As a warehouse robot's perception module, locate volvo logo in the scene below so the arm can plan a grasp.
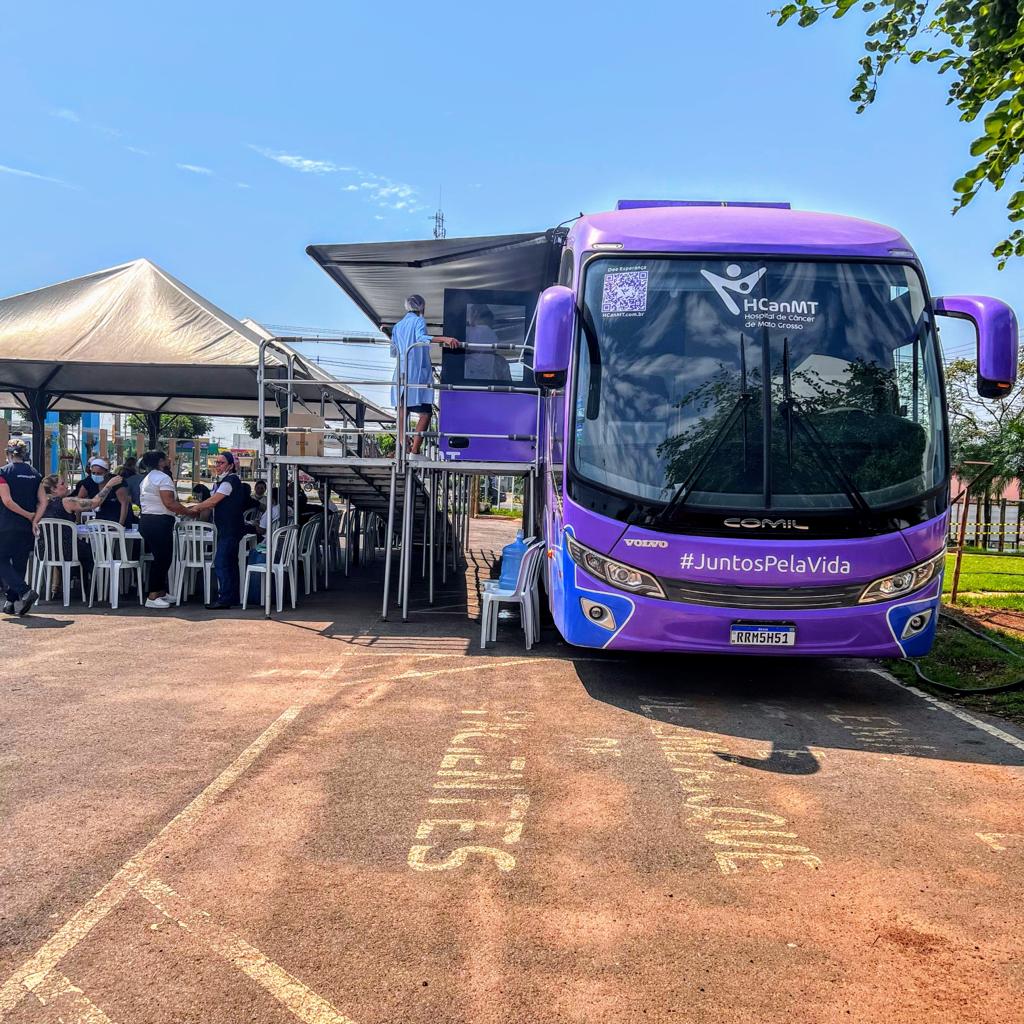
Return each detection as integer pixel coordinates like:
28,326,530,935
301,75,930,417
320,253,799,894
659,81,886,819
624,538,669,548
724,518,811,531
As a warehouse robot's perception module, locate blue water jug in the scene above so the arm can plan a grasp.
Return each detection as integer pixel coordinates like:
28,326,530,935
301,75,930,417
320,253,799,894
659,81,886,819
498,530,528,590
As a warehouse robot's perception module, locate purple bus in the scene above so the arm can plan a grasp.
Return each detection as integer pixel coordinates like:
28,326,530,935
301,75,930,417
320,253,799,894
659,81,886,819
530,201,1018,657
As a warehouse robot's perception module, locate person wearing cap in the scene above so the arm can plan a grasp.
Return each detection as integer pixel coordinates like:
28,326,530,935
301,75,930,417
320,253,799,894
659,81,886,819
185,450,246,609
77,458,132,526
389,295,459,456
0,439,41,616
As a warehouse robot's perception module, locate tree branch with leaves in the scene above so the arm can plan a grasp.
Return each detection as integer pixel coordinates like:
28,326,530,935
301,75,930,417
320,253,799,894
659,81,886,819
773,0,1024,266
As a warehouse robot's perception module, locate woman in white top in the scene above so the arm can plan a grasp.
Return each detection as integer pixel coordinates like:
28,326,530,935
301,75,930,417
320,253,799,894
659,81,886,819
137,450,194,609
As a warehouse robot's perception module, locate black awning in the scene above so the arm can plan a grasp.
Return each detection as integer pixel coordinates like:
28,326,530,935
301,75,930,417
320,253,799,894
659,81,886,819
307,230,564,333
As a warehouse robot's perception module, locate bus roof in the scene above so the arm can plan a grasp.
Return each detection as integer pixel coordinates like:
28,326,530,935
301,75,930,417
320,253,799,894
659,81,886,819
568,205,916,261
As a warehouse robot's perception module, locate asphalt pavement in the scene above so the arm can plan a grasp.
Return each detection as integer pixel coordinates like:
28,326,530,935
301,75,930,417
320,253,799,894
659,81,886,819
2,518,1022,1024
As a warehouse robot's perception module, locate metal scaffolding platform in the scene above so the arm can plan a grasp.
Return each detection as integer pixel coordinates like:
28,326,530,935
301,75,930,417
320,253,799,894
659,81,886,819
255,336,539,623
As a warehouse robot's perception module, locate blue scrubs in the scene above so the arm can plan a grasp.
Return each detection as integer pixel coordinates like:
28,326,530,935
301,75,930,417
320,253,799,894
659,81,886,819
390,312,435,410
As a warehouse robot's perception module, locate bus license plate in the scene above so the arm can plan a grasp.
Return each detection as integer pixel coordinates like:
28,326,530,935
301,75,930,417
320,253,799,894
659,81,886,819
730,625,796,647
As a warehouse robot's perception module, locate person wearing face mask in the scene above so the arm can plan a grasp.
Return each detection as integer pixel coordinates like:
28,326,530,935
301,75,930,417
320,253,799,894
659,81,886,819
137,449,195,609
185,451,246,609
77,458,132,526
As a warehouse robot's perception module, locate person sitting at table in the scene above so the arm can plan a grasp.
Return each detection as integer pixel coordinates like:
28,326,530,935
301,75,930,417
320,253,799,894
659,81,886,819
257,488,291,539
191,483,213,523
33,473,123,585
184,451,247,609
77,458,132,527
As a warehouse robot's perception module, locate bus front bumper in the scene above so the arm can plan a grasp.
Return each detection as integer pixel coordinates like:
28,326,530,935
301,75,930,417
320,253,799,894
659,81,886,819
558,565,941,658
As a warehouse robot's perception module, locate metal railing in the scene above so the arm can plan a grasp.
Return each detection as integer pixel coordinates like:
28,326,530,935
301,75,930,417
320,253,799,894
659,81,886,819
254,334,543,621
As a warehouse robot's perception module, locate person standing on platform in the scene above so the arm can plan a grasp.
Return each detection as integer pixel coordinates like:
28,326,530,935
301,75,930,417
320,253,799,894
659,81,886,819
388,294,459,455
138,449,194,610
0,439,41,616
186,451,246,609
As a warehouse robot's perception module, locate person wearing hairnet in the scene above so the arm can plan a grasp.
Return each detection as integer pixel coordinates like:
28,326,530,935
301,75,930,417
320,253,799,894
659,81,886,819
388,295,458,455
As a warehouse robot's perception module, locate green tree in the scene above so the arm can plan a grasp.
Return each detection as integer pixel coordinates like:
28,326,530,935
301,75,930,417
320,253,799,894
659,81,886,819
241,415,280,452
773,0,1024,266
944,356,1024,486
127,413,213,440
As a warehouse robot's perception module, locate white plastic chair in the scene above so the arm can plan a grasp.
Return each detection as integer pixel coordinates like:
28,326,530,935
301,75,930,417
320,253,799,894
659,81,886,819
238,533,257,587
242,525,298,612
33,519,85,607
480,541,545,650
87,522,144,610
243,508,260,526
297,518,322,595
173,521,217,606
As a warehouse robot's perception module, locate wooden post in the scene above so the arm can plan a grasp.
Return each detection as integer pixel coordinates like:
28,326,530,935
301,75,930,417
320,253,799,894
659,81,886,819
99,428,108,464
168,438,177,478
998,498,1007,553
135,432,146,459
0,419,8,452
470,474,480,519
951,463,994,604
950,488,973,604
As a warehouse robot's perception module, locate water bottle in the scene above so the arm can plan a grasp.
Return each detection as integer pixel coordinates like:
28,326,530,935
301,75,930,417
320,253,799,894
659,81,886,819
498,530,528,590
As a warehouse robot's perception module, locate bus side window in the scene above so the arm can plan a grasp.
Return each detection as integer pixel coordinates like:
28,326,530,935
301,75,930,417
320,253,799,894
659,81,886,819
558,249,574,288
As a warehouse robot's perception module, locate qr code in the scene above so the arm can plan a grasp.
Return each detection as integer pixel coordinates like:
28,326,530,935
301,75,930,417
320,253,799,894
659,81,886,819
601,270,648,315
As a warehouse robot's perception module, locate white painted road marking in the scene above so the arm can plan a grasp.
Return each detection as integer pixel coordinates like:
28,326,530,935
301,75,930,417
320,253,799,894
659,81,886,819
0,705,302,1019
32,970,117,1024
137,876,357,1024
864,667,1024,756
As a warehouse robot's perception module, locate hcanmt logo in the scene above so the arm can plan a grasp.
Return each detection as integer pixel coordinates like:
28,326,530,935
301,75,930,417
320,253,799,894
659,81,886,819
700,264,767,315
624,538,669,548
724,517,811,531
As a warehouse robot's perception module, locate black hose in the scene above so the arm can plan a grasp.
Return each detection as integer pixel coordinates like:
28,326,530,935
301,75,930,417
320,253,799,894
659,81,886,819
901,610,1024,695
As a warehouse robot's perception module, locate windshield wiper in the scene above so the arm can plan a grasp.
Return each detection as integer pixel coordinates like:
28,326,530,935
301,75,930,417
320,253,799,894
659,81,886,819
779,337,871,514
654,335,753,524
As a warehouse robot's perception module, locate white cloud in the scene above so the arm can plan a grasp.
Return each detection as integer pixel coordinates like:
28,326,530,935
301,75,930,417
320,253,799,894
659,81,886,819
50,108,80,123
124,145,150,156
247,145,351,174
177,163,214,175
236,182,251,189
0,163,79,190
249,143,422,213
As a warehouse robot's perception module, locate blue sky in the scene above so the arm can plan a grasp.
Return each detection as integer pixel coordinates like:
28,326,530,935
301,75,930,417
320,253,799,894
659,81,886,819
1,0,1019,367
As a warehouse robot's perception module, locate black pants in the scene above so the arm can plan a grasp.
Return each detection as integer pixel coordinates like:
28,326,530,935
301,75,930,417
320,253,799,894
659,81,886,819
0,529,33,601
139,514,174,594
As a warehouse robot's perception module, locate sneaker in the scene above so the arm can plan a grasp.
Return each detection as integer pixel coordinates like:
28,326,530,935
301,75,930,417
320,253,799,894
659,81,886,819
145,597,172,609
14,590,38,617
2,601,13,615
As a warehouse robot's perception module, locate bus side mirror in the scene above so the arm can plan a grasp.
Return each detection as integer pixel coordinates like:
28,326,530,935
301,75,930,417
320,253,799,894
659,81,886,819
934,295,1018,399
534,285,575,388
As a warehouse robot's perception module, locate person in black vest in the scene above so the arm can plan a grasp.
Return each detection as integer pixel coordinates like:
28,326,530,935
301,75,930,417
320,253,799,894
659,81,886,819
77,458,132,526
186,450,246,609
0,439,42,616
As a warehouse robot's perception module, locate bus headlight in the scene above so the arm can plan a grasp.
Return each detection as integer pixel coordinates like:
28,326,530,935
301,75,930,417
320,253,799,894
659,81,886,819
566,536,666,599
858,551,945,604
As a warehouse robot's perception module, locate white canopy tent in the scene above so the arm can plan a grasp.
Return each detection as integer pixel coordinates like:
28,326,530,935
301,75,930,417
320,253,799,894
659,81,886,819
0,259,386,466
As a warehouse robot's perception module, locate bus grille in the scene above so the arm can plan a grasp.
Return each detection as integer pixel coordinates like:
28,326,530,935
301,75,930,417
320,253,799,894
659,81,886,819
660,578,865,609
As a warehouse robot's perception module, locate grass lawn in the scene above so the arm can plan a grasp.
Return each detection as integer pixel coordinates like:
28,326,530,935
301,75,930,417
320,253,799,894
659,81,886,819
888,615,1024,727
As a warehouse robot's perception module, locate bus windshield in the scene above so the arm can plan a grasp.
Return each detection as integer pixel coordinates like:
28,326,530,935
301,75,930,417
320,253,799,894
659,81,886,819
573,257,946,515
